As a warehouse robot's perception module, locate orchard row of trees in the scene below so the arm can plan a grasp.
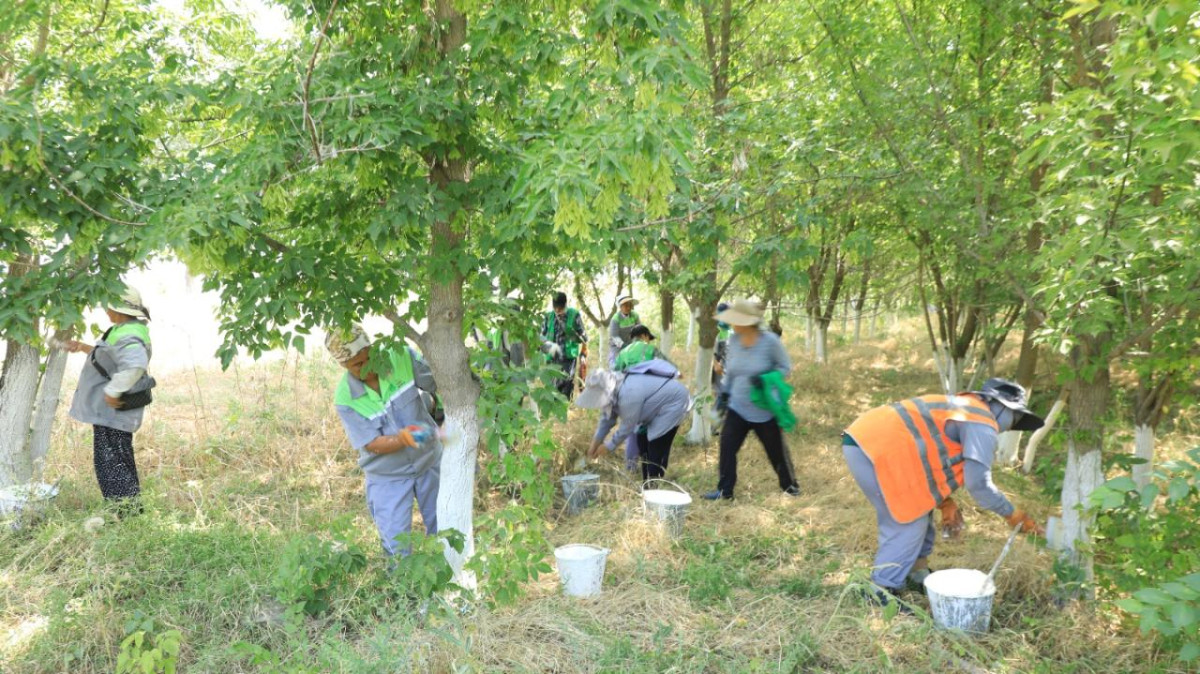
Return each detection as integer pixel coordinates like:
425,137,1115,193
2,0,1197,603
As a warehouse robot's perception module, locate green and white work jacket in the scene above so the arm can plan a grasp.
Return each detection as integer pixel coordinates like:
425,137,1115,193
69,321,153,433
334,346,442,479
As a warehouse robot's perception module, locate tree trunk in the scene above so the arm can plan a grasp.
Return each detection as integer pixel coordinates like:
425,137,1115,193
424,0,480,589
29,332,71,482
815,321,829,365
994,431,1021,466
684,298,720,445
1022,392,1066,474
805,314,815,355
659,287,675,357
0,341,40,487
686,308,696,350
1131,424,1155,490
1060,349,1109,588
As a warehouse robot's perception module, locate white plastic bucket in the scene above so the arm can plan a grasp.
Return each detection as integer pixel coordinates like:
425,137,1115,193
924,569,996,634
554,544,610,597
560,473,599,515
643,488,692,538
0,482,59,530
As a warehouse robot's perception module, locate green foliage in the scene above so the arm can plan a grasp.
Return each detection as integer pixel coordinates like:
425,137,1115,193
271,528,367,617
467,505,554,607
389,529,465,602
1092,448,1200,662
116,612,182,674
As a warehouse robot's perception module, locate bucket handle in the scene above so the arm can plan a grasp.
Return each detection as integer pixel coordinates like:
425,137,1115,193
641,478,690,496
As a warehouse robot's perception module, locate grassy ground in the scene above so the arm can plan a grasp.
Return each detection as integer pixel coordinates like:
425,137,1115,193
1,320,1195,672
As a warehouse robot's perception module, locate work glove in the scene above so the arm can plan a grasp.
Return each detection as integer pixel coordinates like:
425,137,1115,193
395,429,418,448
749,374,764,389
543,341,563,359
611,337,624,350
1005,509,1044,536
938,498,965,541
716,392,730,413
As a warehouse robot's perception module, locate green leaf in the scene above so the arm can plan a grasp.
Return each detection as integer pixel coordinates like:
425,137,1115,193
1134,588,1174,606
1168,477,1191,502
1181,642,1200,662
1170,602,1197,630
1115,598,1144,613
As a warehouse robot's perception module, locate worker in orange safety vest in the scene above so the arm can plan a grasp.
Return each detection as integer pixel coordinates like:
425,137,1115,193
842,378,1047,610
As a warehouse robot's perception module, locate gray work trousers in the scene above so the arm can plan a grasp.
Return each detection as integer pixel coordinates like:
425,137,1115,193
843,444,935,590
365,467,440,556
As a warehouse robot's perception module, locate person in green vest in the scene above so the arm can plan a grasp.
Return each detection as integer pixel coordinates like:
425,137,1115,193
66,285,156,514
608,294,640,367
326,325,442,556
614,325,670,372
541,291,587,399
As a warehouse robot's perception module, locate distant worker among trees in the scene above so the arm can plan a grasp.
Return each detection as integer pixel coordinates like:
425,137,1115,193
614,324,670,372
541,291,588,399
326,326,442,557
66,286,156,515
842,378,1047,609
702,299,801,500
608,294,640,367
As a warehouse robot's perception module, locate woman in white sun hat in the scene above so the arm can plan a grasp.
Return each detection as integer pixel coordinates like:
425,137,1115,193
701,299,800,500
66,285,155,514
608,294,640,367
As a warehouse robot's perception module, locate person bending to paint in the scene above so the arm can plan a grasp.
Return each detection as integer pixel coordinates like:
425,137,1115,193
66,286,156,515
842,378,1046,610
327,325,442,556
579,359,690,483
702,299,801,500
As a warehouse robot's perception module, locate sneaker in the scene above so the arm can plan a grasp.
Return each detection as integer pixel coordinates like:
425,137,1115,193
700,490,733,501
783,486,801,497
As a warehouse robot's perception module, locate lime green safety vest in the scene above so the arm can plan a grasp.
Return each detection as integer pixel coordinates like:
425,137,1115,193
105,322,151,349
544,308,583,358
334,347,416,420
614,341,659,371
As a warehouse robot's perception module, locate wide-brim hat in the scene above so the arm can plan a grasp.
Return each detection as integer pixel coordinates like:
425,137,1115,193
325,324,372,363
630,324,655,340
575,370,622,409
973,378,1045,432
615,294,639,309
109,286,150,320
714,298,764,326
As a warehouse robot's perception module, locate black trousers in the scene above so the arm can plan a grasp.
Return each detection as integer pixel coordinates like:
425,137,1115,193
637,426,680,482
553,357,577,399
93,425,142,504
716,409,797,496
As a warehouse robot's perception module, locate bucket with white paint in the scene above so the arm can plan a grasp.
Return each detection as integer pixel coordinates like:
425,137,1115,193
554,544,610,597
924,569,996,634
0,482,59,530
642,480,692,538
560,473,600,515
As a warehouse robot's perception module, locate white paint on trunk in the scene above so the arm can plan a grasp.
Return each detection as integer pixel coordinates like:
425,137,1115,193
685,310,696,350
805,316,815,355
994,432,1022,466
29,344,69,482
815,323,829,365
1132,423,1155,489
1022,397,1065,474
597,333,610,369
1060,437,1102,586
659,328,674,359
684,345,715,444
0,342,40,488
436,403,479,591
853,308,863,343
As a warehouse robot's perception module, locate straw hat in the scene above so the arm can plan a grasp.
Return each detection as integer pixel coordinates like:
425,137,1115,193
325,324,372,362
109,286,150,320
615,294,638,310
714,299,764,326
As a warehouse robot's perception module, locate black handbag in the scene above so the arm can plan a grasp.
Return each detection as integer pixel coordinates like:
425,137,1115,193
89,336,156,410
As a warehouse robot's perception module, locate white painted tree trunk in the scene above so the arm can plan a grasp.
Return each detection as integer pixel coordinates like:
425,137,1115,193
436,403,480,591
1131,423,1155,489
805,316,815,355
1022,396,1066,474
815,323,829,365
597,332,610,369
659,328,674,359
995,432,1022,466
1060,437,1102,586
684,345,715,444
0,341,40,488
686,310,696,350
29,343,70,482
840,311,848,335
853,307,864,343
